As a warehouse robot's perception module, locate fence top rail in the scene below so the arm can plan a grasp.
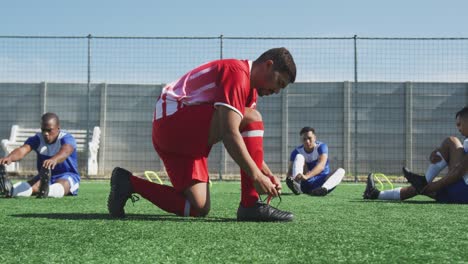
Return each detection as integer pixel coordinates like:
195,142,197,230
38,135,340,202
1,35,467,40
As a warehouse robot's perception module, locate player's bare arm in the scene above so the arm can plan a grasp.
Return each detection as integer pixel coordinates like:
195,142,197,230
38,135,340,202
213,105,278,197
423,153,468,194
261,161,282,191
300,154,328,180
42,143,74,170
0,144,32,165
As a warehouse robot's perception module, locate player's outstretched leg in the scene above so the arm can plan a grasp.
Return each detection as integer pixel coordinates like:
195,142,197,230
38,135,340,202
308,186,328,196
285,176,302,195
0,165,13,198
402,167,427,194
363,173,380,199
237,200,294,222
107,167,134,218
36,167,51,198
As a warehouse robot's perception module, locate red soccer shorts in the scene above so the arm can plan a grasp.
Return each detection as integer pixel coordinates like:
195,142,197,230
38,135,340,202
152,104,215,192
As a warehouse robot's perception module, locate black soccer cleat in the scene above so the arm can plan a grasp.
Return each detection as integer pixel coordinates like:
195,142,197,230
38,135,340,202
36,167,51,198
107,167,134,218
308,186,328,196
285,176,302,195
402,167,427,194
0,165,13,197
237,200,294,222
363,173,380,200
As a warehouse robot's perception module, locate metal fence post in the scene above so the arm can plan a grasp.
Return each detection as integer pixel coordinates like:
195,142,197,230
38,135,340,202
405,82,413,169
343,81,352,175
353,35,359,182
86,34,92,177
281,86,288,177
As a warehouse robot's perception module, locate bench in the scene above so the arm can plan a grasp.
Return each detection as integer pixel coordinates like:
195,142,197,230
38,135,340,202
1,125,101,175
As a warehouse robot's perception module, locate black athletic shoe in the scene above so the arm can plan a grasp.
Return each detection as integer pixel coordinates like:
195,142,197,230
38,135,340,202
285,177,302,195
0,165,13,197
36,167,51,198
107,167,134,218
363,173,380,200
308,187,328,196
402,167,427,194
237,201,294,222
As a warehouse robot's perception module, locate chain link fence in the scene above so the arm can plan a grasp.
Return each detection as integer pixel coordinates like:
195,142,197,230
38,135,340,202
1,35,468,180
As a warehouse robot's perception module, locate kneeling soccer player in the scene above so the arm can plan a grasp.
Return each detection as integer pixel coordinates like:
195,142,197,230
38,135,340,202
107,48,297,221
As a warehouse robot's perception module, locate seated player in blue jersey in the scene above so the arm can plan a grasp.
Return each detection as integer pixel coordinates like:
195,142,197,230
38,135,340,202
0,113,80,198
364,106,468,203
285,127,345,196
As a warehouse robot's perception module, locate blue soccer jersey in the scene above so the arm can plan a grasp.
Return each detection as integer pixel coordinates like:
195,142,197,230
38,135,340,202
290,141,330,176
25,130,80,177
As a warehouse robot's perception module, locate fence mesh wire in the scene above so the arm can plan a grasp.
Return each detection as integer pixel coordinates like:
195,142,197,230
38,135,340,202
1,35,467,180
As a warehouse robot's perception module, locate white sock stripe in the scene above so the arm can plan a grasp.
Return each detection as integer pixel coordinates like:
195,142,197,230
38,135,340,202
184,200,191,217
241,130,264,137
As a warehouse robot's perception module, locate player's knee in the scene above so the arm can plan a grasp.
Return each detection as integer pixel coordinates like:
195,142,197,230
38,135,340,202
194,205,210,217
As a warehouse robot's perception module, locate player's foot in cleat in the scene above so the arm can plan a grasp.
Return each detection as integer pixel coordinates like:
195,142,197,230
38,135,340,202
402,167,427,194
286,176,302,195
308,186,328,196
237,201,294,222
36,167,51,198
363,173,380,200
108,167,134,218
0,165,13,197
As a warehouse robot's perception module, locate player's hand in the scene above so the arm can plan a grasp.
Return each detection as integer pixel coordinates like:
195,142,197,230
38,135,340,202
42,158,58,170
266,174,282,194
421,181,440,195
0,157,13,165
294,173,305,182
254,174,279,197
429,150,442,164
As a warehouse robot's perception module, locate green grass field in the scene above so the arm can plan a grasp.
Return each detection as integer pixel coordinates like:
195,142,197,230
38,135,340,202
1,181,468,263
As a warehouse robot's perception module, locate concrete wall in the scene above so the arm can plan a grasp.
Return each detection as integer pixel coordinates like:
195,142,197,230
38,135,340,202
1,81,467,178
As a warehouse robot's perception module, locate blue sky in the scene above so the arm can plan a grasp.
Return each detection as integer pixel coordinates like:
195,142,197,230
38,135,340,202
2,0,468,37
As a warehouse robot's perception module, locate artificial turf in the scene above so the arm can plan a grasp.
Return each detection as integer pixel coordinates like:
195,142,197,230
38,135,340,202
1,181,467,263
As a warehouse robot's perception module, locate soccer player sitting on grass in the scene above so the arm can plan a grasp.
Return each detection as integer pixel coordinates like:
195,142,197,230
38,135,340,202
285,126,345,196
364,106,468,203
0,113,80,198
107,48,297,221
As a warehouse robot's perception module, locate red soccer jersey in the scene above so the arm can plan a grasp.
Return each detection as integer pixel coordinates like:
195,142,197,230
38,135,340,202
154,59,257,120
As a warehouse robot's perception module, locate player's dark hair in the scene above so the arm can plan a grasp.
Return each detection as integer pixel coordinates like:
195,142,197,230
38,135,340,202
41,112,60,126
300,126,315,135
455,107,468,119
255,47,297,83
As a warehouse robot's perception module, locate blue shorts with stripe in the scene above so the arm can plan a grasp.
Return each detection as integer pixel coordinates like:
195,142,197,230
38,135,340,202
300,173,328,193
32,172,80,196
435,179,468,204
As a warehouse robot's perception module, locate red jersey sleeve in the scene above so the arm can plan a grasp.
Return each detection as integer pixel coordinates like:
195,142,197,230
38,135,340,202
214,60,254,118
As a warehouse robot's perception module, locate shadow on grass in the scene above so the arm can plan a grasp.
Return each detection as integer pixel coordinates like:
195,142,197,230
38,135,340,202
349,199,438,204
11,213,237,222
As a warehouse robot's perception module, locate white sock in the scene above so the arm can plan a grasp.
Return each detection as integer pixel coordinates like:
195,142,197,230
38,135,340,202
292,154,305,180
425,152,447,182
378,187,402,200
322,168,345,190
12,181,32,197
48,183,65,198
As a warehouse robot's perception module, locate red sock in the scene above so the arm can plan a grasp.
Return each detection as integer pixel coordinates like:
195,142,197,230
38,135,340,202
130,176,199,217
240,121,264,207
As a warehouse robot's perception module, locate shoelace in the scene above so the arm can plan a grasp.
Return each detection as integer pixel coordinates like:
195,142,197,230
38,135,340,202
261,193,282,208
129,194,140,205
